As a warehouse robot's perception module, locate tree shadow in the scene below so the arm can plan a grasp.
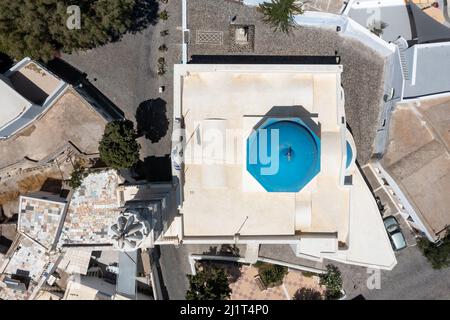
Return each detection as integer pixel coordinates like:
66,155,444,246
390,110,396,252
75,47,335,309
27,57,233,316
135,98,169,143
129,0,160,33
133,155,172,182
0,52,13,74
200,260,243,284
202,245,241,257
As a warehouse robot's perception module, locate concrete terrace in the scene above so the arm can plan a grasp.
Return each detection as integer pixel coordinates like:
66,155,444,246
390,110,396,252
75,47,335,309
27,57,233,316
186,0,386,164
59,170,123,247
18,193,68,250
381,95,450,241
0,88,107,170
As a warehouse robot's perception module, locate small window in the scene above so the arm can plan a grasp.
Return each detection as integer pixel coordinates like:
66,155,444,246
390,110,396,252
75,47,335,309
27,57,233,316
344,175,353,185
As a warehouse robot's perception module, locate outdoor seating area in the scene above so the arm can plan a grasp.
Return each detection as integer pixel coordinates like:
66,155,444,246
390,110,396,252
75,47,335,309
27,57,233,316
229,265,324,300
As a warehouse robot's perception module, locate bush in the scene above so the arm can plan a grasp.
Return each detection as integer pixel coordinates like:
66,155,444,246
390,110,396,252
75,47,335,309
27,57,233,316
99,120,140,170
319,264,343,300
158,44,168,52
186,268,231,300
301,271,317,278
157,57,167,75
254,262,288,287
159,10,169,20
67,162,85,189
417,235,450,269
293,287,322,300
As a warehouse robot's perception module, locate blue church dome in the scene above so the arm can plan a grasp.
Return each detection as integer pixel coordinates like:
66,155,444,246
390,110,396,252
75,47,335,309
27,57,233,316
246,118,320,192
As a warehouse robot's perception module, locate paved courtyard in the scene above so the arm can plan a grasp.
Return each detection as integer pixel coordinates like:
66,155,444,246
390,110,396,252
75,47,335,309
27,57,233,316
336,244,450,300
230,265,324,300
63,0,182,159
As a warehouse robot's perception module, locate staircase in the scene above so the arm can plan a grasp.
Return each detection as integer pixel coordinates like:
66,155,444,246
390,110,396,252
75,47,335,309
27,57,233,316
393,37,410,81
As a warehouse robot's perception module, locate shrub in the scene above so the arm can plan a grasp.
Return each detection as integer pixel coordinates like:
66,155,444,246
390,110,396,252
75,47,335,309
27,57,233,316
157,57,167,75
99,120,140,170
159,10,169,21
293,287,323,300
67,162,85,189
186,268,231,300
301,271,317,278
254,262,288,287
319,264,343,300
158,44,168,52
417,234,450,269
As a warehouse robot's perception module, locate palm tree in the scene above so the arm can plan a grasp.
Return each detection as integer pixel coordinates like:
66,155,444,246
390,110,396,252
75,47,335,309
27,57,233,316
258,0,305,34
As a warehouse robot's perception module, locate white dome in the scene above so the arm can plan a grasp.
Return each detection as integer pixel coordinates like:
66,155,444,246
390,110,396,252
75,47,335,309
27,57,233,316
109,210,149,251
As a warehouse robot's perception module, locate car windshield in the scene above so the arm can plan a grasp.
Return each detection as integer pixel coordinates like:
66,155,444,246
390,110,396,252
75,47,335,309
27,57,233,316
383,216,398,231
391,231,407,250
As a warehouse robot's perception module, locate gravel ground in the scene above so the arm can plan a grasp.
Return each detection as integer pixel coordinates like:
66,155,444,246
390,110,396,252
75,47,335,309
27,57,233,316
63,0,182,158
188,0,386,164
335,245,450,300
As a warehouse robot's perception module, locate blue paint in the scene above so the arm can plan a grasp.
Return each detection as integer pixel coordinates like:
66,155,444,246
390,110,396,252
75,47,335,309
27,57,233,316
346,141,353,169
247,119,320,192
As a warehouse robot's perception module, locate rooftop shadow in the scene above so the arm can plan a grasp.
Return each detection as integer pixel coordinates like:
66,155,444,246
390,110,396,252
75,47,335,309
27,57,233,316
44,58,125,120
251,105,321,139
190,55,340,65
40,178,62,194
133,155,172,182
9,71,49,105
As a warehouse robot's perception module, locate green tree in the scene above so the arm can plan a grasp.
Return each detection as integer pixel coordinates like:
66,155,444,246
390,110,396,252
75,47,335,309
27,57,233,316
417,234,450,269
319,264,343,300
68,161,85,189
293,287,323,300
99,120,140,170
254,261,288,287
0,0,136,61
186,268,231,300
258,0,305,34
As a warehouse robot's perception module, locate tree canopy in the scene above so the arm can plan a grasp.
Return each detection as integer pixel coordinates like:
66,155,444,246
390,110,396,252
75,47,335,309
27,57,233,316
293,287,323,300
417,234,450,269
67,161,85,189
99,120,140,170
319,264,343,300
254,261,288,287
258,0,304,34
186,268,231,300
0,0,136,61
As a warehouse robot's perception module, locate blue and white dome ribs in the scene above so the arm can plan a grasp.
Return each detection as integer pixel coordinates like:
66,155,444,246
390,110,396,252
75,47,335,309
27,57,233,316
109,210,149,251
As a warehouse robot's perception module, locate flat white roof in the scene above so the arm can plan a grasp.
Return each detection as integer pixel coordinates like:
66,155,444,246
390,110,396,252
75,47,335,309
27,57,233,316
175,64,349,238
0,78,33,129
173,63,397,269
